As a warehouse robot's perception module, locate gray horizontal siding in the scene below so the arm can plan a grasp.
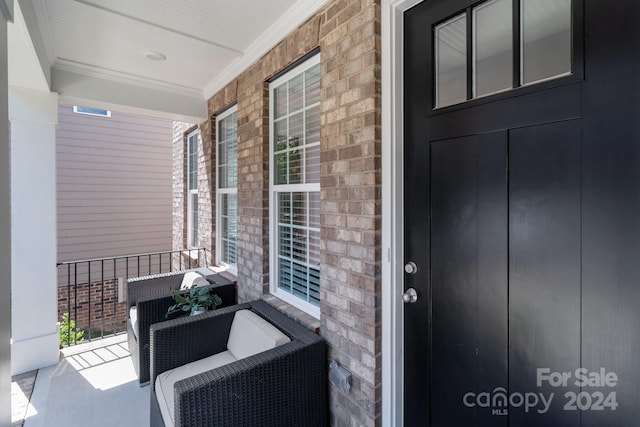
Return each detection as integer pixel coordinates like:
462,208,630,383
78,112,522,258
56,104,174,266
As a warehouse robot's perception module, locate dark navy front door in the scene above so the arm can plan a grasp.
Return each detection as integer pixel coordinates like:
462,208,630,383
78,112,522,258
403,0,640,425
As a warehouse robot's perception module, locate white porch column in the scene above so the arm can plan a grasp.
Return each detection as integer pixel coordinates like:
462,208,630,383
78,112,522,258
9,86,59,375
0,2,13,425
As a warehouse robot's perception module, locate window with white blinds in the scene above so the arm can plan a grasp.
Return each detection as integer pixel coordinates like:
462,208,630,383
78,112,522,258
216,107,238,271
269,54,321,318
187,130,199,248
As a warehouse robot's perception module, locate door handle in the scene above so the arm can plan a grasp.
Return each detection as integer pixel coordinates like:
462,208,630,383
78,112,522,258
403,288,418,304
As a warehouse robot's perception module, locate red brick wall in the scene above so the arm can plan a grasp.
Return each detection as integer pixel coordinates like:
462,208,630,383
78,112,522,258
203,1,382,425
58,279,127,335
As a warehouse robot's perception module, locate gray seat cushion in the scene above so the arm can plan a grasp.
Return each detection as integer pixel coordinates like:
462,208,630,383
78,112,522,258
156,351,237,427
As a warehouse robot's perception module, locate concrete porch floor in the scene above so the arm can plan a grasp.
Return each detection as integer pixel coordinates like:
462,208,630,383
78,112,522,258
13,335,149,427
11,370,37,427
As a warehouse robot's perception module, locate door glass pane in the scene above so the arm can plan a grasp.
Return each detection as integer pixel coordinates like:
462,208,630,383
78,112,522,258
521,0,571,85
435,14,467,108
474,0,513,97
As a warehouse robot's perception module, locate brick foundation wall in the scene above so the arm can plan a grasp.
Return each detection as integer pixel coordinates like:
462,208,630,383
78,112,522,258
202,1,382,425
57,280,127,334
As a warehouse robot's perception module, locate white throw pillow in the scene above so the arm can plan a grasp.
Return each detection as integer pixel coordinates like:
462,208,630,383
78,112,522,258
227,310,291,360
179,271,209,290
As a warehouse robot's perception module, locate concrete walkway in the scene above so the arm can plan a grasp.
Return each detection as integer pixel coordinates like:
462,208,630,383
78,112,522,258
11,370,37,427
14,335,149,427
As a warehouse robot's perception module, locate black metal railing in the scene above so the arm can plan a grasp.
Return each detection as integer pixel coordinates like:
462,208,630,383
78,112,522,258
56,248,208,346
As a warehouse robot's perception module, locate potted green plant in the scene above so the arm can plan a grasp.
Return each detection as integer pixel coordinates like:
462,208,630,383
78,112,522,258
165,285,222,319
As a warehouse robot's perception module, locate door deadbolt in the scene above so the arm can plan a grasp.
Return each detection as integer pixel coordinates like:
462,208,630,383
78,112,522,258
403,288,418,304
404,261,418,275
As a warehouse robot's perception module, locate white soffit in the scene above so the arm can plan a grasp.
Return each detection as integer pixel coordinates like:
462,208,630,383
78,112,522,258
44,0,242,92
31,0,326,104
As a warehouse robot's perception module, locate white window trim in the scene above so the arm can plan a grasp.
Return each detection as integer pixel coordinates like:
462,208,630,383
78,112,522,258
269,53,321,319
215,106,238,275
186,129,199,249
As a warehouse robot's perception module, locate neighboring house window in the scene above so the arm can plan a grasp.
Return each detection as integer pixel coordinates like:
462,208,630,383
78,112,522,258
216,106,238,271
269,54,321,318
187,129,199,248
73,105,111,117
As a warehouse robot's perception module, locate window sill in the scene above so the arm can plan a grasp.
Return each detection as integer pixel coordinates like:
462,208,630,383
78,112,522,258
261,294,321,334
182,249,200,258
202,265,238,285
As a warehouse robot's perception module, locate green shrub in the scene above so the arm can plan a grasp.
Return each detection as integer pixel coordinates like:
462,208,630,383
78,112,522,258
59,312,85,347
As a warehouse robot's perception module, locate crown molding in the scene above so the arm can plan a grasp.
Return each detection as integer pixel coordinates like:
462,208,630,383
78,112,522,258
203,0,329,100
54,57,204,99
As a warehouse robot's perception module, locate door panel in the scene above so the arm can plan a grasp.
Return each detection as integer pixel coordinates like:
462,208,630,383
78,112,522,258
403,127,431,424
508,121,581,426
474,132,509,425
581,2,640,426
431,133,508,426
428,83,581,142
431,136,481,426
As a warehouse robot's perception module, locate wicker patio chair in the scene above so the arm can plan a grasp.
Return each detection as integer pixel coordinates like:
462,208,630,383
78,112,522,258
126,269,237,385
149,300,328,427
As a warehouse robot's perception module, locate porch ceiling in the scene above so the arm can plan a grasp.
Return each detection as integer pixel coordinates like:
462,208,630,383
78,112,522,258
18,0,326,121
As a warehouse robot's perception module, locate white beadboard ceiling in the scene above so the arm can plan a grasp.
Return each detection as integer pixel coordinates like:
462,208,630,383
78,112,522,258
21,0,326,120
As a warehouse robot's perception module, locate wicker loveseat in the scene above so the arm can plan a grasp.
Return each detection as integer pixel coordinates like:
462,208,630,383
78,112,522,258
126,269,237,385
149,300,327,427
